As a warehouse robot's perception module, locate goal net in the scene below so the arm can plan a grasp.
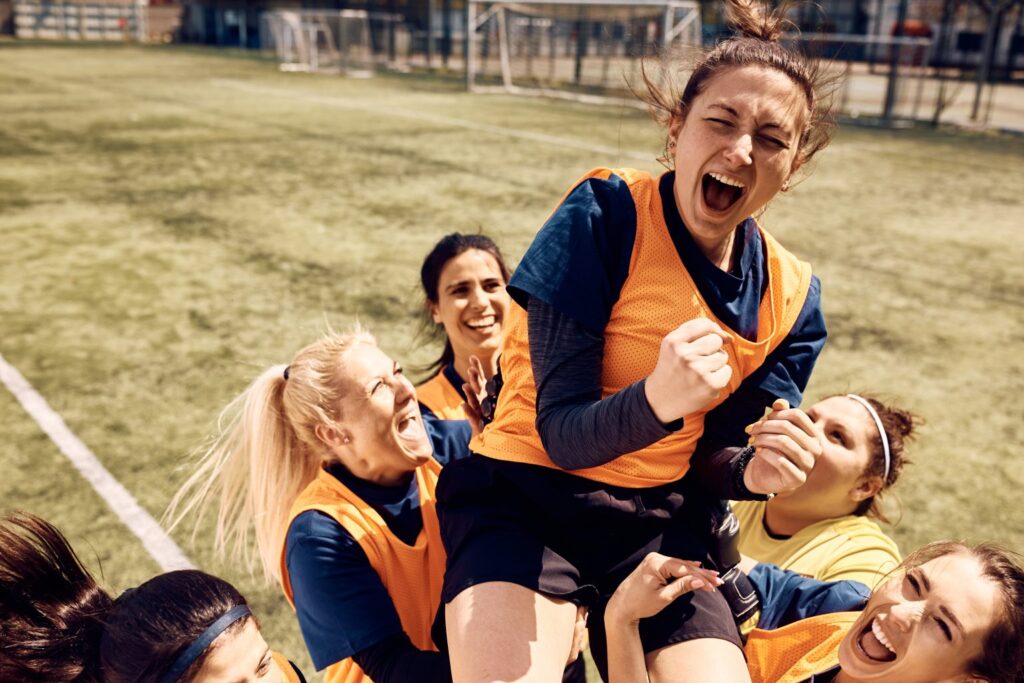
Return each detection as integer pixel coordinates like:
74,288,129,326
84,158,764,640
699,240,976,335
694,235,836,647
787,33,935,123
466,0,701,103
261,9,385,76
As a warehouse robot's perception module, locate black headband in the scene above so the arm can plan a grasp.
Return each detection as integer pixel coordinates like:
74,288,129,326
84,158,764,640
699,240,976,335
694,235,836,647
158,604,251,683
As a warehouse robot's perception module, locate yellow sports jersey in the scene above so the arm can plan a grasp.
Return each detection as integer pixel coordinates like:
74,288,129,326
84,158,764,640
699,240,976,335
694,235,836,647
473,167,813,488
745,611,858,683
733,500,901,588
416,371,467,420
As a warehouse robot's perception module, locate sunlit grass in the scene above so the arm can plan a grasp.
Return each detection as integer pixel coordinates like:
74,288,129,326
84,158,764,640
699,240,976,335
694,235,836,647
1,43,1021,681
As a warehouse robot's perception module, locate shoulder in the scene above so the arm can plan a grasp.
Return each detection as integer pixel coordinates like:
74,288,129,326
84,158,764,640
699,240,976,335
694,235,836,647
826,515,900,551
509,168,648,333
286,510,360,560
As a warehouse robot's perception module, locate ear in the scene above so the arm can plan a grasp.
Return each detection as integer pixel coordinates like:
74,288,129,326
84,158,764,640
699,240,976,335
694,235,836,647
668,115,684,146
850,475,884,503
429,301,442,325
314,422,350,449
788,150,807,180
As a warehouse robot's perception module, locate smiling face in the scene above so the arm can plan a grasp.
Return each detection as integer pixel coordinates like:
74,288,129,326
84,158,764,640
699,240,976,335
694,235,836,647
321,342,433,485
837,552,1001,683
769,396,883,523
429,248,510,376
670,64,808,257
191,618,280,683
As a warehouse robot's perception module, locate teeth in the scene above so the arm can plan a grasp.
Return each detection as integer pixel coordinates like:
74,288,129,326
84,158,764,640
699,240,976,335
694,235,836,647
466,316,496,329
872,618,896,655
709,172,745,189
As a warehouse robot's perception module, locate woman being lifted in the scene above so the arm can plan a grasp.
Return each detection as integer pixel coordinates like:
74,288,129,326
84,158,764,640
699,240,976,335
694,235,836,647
437,1,837,681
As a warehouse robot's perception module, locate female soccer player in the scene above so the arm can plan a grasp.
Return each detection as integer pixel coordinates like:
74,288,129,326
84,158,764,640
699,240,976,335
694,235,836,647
417,232,512,420
604,543,1024,683
166,330,474,683
0,511,304,683
437,1,838,680
734,393,916,588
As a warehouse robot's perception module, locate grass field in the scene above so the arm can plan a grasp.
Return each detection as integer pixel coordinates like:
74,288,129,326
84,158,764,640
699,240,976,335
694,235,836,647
1,42,1022,681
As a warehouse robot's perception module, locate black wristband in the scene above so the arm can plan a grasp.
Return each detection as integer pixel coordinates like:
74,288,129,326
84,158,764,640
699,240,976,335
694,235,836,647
732,446,771,501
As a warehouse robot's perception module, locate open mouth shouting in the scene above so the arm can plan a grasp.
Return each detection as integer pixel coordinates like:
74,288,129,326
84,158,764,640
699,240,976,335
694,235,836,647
856,614,899,664
394,408,431,458
701,172,746,214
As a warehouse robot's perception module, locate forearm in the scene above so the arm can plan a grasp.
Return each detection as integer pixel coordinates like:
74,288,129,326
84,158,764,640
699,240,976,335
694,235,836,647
604,604,649,683
529,297,678,470
688,386,776,500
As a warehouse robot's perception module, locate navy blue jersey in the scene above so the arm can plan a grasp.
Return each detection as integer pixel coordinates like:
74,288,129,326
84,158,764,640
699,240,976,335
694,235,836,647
285,413,471,670
750,563,870,631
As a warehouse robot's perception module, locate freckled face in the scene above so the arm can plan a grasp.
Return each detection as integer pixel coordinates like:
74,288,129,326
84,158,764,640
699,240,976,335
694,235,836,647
671,65,808,244
837,553,1001,683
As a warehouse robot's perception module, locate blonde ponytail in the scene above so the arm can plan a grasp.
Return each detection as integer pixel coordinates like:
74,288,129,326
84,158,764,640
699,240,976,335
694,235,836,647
166,329,376,583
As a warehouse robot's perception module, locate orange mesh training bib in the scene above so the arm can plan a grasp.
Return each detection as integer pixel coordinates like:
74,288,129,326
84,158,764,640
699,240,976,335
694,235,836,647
745,612,859,683
417,372,467,420
280,460,446,683
271,651,304,683
472,167,813,488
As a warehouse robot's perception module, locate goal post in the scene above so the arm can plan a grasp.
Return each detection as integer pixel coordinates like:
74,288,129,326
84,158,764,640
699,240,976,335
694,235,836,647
261,9,377,76
466,0,701,103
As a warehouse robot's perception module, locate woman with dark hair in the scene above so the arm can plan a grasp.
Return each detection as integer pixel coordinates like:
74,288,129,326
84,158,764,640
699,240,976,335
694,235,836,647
605,542,1024,683
417,232,511,420
0,510,304,683
436,0,837,680
733,393,917,588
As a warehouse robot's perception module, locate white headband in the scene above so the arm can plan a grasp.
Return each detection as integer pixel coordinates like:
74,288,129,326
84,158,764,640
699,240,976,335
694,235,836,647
846,394,890,482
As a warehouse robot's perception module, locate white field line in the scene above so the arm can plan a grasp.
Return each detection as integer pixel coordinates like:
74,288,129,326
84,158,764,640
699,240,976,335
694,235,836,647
0,354,195,572
212,78,654,162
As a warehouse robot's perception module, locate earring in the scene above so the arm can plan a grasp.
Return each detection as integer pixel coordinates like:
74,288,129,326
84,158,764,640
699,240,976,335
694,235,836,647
781,180,790,192
342,436,350,444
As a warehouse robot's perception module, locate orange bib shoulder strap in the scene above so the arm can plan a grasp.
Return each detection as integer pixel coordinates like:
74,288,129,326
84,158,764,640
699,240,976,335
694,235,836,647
745,611,860,683
271,652,305,683
416,371,467,420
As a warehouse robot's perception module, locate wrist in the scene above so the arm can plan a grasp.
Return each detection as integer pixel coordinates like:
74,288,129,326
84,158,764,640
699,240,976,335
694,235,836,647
734,447,772,501
642,377,683,427
605,596,640,627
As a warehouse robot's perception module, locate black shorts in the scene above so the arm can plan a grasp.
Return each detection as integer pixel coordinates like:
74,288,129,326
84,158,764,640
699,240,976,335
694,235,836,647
436,455,741,676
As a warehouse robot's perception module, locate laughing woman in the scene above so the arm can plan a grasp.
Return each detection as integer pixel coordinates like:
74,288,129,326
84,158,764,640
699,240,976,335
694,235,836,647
417,233,512,420
604,543,1024,683
437,2,838,681
167,330,472,683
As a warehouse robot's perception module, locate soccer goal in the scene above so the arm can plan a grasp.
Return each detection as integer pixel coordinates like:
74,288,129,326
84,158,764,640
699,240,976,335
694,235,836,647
261,9,377,76
466,0,701,104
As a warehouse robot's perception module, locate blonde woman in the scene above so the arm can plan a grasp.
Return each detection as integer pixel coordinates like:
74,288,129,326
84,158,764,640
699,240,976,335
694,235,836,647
167,330,472,683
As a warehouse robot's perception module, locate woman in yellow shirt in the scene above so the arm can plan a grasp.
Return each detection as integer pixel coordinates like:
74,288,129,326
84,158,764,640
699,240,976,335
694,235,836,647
734,393,916,588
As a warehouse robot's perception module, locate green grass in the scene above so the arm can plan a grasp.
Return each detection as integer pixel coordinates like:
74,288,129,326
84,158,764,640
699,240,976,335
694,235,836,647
1,43,1022,680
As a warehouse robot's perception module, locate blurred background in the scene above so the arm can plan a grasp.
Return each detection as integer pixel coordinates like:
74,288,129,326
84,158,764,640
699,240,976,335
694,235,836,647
1,0,1022,679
